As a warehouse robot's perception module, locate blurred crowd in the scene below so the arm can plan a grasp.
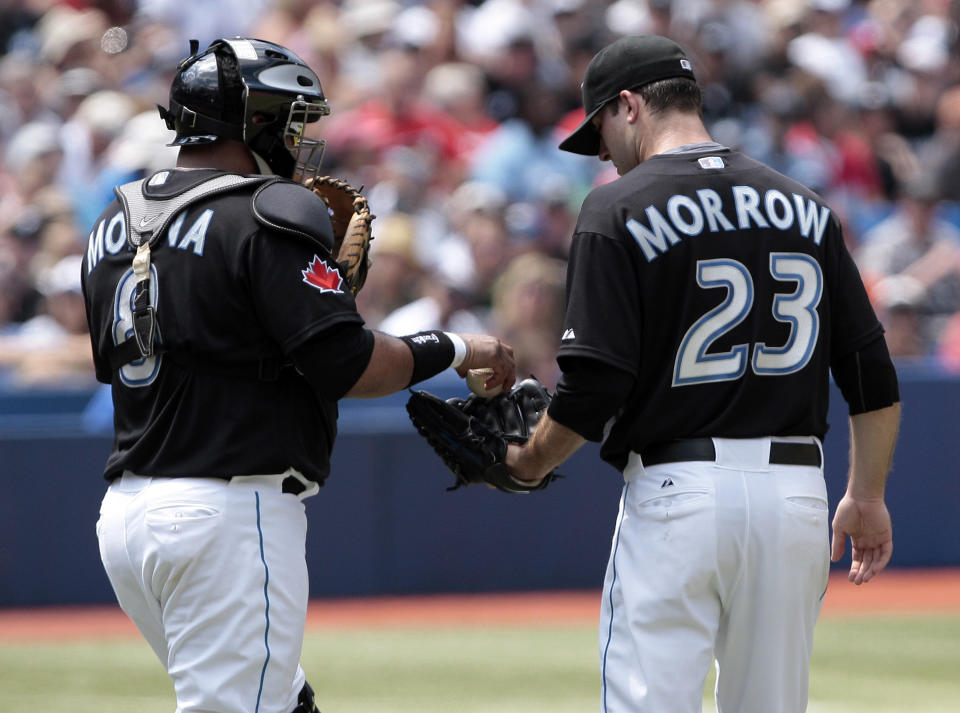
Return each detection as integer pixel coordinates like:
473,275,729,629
0,0,959,389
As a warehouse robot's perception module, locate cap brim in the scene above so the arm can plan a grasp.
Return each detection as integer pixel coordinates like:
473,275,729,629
558,105,604,155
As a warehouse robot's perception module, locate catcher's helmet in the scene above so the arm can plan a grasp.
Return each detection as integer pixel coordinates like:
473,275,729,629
159,38,330,182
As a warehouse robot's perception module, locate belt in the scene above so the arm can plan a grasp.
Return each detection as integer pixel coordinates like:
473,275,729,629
640,438,821,467
281,476,308,495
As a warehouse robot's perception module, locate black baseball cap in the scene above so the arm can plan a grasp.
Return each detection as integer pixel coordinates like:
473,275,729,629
558,35,696,156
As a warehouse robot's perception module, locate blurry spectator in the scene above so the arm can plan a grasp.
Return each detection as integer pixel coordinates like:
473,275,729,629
777,78,846,197
1,121,64,228
0,54,60,139
459,0,545,124
489,251,566,387
842,82,918,203
432,180,516,302
27,188,85,274
0,1,42,56
923,84,960,204
22,254,88,337
604,0,674,38
530,178,577,258
133,0,267,50
51,67,104,122
353,212,424,329
366,145,448,264
377,272,488,337
0,0,958,391
422,61,499,159
69,108,178,229
58,90,138,207
0,262,26,334
874,277,929,358
502,174,578,259
857,175,960,348
323,47,468,188
34,5,108,71
0,230,39,327
892,10,955,140
462,207,514,305
785,0,868,106
334,0,401,103
470,83,592,201
937,311,960,372
0,254,94,386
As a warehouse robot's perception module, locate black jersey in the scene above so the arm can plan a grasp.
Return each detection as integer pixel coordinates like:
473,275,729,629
81,169,364,482
558,147,883,471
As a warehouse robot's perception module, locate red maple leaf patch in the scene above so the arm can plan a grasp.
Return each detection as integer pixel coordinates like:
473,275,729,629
301,255,344,293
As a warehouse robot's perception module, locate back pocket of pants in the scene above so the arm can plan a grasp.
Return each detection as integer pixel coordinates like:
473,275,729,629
146,503,220,522
785,495,828,514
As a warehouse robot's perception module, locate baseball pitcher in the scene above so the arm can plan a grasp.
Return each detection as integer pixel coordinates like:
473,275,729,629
506,35,900,713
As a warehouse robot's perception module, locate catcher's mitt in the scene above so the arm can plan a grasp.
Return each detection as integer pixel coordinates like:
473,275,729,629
309,176,374,294
405,377,559,493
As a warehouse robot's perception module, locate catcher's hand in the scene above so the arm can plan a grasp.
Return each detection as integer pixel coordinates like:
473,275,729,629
405,377,559,493
309,176,374,294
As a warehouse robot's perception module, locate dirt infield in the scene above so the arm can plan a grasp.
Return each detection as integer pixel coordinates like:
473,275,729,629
1,569,958,642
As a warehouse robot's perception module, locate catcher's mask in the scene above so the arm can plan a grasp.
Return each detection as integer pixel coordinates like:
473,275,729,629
159,37,330,184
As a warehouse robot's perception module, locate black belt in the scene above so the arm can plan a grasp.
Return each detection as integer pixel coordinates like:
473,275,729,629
640,438,821,467
281,476,308,495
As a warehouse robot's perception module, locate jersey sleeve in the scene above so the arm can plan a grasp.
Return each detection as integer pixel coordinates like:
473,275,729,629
245,230,364,353
825,219,885,361
557,231,642,375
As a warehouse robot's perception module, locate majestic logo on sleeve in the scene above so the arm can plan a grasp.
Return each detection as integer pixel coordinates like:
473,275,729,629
301,255,344,293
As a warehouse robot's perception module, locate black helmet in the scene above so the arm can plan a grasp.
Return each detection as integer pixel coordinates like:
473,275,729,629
159,38,330,181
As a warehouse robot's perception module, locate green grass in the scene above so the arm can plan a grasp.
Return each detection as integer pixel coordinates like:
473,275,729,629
1,614,958,713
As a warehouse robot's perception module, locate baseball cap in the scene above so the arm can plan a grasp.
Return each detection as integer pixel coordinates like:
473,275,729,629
558,35,696,155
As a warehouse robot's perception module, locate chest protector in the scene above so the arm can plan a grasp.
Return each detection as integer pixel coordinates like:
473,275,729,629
109,169,334,379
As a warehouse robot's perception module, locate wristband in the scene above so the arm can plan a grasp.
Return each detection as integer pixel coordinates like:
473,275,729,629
401,330,456,387
445,332,467,368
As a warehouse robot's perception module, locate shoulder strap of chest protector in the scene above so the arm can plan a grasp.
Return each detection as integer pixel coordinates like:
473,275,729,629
109,171,272,375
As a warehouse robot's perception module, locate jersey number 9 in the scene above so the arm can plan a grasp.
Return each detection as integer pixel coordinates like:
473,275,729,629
113,265,162,388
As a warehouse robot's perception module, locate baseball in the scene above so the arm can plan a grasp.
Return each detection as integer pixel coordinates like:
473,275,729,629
466,368,502,398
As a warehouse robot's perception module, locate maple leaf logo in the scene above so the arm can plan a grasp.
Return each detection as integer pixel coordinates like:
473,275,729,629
301,255,344,293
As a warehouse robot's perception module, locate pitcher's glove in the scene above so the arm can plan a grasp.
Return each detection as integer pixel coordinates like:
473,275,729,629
309,176,374,294
405,377,559,493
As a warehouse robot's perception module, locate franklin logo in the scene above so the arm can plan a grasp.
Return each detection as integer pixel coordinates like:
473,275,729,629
561,328,576,342
301,255,344,293
680,59,692,71
410,333,439,345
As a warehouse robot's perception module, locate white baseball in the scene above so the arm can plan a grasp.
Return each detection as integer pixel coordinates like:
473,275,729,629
466,368,502,398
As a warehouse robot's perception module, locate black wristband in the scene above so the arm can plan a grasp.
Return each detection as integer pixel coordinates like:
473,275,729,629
401,330,455,387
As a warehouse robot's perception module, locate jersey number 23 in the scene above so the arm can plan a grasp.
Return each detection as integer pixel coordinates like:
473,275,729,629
673,253,822,387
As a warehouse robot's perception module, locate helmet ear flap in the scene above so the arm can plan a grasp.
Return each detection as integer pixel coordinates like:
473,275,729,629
157,104,176,131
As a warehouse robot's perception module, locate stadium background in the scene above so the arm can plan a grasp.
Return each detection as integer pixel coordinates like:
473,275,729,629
0,0,958,604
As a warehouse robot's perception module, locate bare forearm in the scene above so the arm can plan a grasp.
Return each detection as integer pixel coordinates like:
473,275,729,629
847,402,900,499
508,412,586,482
344,330,516,399
344,331,413,398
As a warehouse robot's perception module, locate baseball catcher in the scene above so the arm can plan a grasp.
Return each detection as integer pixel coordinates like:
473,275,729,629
406,377,559,493
309,176,374,294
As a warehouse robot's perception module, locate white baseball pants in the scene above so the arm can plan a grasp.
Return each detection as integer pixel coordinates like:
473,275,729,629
599,437,830,713
97,472,313,713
